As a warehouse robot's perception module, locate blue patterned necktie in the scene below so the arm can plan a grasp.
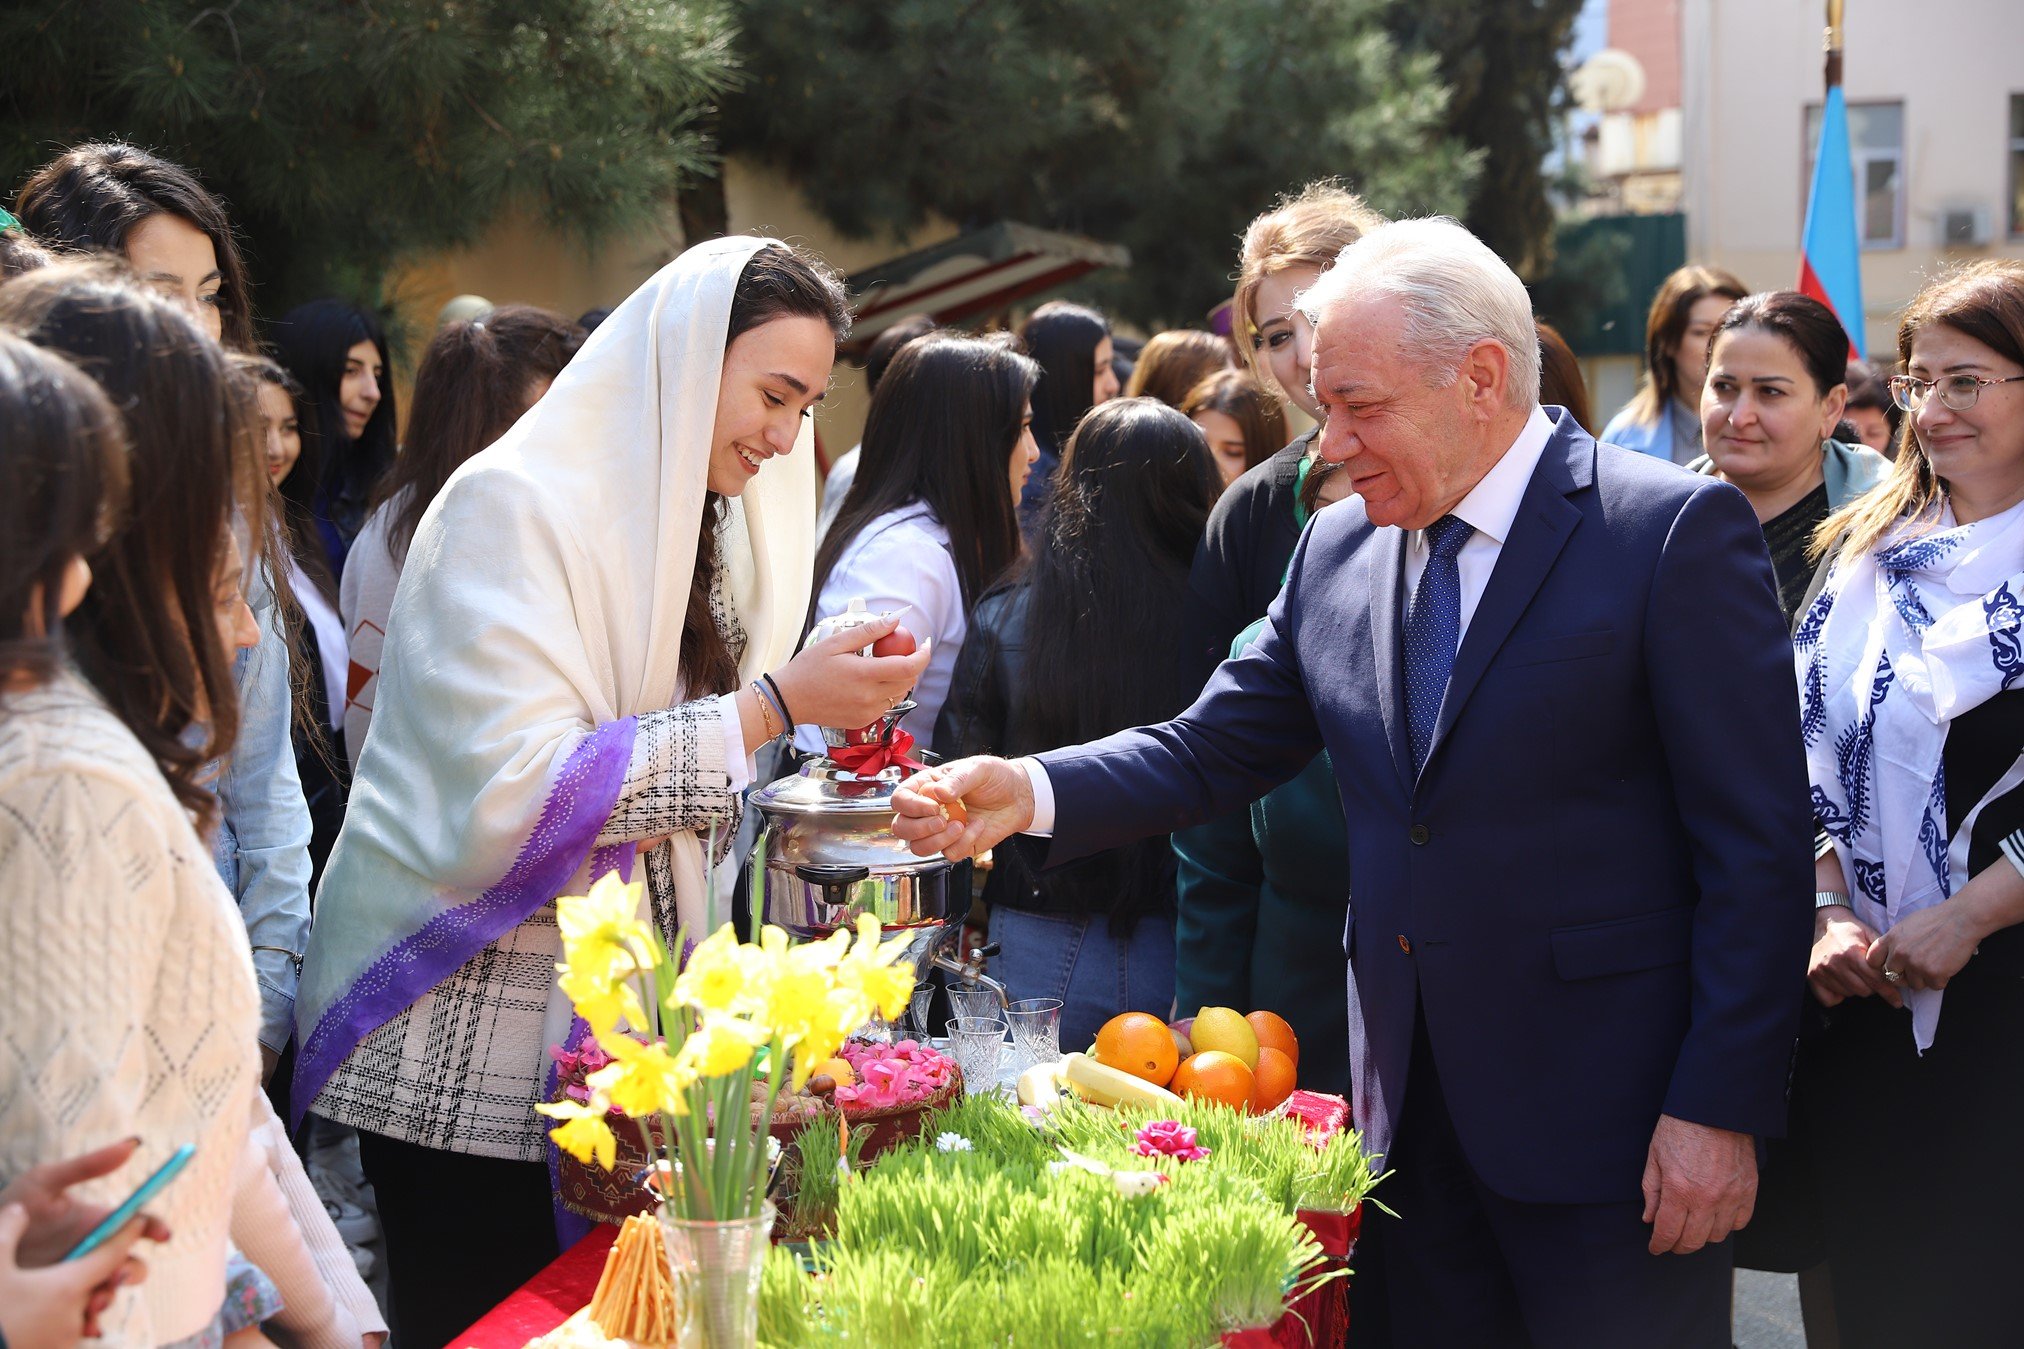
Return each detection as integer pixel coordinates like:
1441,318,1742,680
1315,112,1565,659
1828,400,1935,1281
1403,514,1475,774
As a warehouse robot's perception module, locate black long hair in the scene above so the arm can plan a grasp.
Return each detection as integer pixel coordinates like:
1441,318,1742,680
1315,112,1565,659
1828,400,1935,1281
375,305,585,561
13,142,259,352
1013,397,1217,924
270,299,397,570
1020,301,1110,454
811,331,1040,622
1020,398,1217,746
0,331,128,685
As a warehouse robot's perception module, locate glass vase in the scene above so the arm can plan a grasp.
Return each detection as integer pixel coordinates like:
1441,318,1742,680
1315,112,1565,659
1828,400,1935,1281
659,1200,775,1349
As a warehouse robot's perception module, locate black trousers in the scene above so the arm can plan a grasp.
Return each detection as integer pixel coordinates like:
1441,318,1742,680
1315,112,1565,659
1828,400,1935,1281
355,1129,560,1349
1362,1013,1732,1348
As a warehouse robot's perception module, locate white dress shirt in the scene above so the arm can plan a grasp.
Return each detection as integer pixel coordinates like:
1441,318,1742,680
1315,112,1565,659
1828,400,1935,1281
1021,405,1557,834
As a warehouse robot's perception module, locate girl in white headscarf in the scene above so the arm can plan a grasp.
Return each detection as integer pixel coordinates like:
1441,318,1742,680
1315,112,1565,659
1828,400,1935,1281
292,237,929,1342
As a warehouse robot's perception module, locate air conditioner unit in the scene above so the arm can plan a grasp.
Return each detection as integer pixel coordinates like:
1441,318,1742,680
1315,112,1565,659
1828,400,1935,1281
1940,207,1990,249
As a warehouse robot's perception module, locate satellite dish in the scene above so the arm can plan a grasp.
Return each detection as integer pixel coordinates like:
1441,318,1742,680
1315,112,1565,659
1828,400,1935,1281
1570,49,1648,113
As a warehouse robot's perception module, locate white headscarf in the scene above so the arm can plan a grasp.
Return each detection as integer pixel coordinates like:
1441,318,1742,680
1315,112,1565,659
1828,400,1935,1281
294,236,818,1113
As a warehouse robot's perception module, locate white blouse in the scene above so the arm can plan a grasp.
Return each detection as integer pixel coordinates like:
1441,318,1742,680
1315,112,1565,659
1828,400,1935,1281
796,503,965,755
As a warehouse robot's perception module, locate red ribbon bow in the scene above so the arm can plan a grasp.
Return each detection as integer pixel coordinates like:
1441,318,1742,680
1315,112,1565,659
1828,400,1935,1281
826,724,926,777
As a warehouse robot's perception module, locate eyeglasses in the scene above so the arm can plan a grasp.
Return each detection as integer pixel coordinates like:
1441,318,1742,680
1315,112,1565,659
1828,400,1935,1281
1888,372,2024,412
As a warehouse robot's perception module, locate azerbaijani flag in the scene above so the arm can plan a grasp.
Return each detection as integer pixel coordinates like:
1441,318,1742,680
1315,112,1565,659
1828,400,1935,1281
1798,85,1867,360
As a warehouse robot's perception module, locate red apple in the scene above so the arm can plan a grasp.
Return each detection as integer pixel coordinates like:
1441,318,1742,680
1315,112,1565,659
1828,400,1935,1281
870,625,917,658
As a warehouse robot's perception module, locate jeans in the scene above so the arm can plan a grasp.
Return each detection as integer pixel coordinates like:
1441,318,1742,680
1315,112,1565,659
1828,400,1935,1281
987,906,1176,1051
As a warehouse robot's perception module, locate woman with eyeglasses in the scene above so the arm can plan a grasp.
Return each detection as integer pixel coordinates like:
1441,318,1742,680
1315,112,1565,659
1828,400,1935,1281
1788,259,2024,1344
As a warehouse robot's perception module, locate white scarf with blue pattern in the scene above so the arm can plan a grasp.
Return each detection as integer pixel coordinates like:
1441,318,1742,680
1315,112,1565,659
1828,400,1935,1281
1797,497,2024,1049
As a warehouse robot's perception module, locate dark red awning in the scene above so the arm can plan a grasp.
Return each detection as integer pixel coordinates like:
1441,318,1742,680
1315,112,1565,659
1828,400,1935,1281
843,222,1129,353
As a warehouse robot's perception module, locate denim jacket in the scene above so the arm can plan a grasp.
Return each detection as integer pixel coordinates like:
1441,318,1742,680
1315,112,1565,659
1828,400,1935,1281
209,564,314,1055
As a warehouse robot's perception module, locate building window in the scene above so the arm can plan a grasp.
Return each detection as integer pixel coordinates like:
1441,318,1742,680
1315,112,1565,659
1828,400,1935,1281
1804,100,1905,250
2011,94,2024,238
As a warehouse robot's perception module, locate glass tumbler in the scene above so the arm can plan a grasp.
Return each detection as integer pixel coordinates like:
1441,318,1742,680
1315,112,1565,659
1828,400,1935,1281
946,1016,1007,1097
1003,998,1063,1074
947,985,1002,1024
907,986,936,1041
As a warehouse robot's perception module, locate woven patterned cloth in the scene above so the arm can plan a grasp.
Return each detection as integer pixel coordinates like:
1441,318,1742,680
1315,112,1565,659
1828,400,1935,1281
313,692,741,1161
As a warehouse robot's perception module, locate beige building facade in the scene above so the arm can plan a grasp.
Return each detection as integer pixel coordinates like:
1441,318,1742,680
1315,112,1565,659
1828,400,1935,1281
1680,0,2024,362
391,157,961,459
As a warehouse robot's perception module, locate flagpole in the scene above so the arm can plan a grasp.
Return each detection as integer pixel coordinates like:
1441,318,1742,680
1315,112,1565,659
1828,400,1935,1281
1823,0,1844,92
1800,0,1864,359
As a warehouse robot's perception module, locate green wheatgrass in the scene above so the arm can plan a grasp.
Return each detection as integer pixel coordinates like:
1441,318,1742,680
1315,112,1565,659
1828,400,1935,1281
756,1094,1376,1345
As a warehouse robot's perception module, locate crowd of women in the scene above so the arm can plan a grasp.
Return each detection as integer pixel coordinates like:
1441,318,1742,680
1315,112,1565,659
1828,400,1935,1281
0,134,2020,1349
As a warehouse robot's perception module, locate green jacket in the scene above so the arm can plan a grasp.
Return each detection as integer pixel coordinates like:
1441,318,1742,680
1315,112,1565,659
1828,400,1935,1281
1172,452,1350,1091
1689,437,1890,627
1171,751,1350,1092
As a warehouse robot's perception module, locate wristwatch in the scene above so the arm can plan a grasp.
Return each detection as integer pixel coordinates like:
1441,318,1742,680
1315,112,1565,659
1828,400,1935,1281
1814,891,1853,911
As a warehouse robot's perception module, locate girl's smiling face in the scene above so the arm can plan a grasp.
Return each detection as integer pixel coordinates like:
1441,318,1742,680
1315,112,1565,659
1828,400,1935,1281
707,316,836,495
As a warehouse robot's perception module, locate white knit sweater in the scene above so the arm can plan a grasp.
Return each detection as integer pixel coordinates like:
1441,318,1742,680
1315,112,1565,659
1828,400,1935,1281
0,675,263,1346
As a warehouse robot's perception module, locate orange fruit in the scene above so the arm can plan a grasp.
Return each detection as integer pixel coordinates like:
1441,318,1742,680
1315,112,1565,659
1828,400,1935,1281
1251,1047,1297,1112
1094,1012,1181,1087
1245,1011,1299,1070
1171,1051,1256,1111
809,1056,856,1087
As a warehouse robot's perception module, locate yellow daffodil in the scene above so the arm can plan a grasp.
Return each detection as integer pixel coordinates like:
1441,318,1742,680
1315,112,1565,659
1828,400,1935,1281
535,1099,618,1170
851,962,915,1022
679,1014,766,1077
559,963,650,1040
839,913,917,1020
589,1039,694,1118
673,923,765,1017
555,873,659,986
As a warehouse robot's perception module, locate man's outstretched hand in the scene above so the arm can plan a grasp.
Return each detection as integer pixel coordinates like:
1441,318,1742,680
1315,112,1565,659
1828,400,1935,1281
891,757,1035,860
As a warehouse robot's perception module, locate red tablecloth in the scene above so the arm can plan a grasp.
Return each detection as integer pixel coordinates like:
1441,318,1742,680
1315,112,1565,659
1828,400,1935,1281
449,1205,1356,1348
451,1226,615,1349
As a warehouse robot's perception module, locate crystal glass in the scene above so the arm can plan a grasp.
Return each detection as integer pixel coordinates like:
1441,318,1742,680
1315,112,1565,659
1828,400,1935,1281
659,1200,776,1349
947,985,1002,1023
907,986,936,1040
1003,997,1062,1073
945,1016,1006,1097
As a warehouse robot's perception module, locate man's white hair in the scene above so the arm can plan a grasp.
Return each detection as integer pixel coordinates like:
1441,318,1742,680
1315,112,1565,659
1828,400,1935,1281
1298,216,1541,410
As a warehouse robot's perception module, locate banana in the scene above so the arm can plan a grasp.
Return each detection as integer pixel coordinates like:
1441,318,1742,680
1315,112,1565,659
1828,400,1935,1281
1016,1059,1064,1111
1060,1052,1183,1111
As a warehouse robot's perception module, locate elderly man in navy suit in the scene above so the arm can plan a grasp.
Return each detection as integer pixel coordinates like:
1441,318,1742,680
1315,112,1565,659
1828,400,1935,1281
893,218,1813,1346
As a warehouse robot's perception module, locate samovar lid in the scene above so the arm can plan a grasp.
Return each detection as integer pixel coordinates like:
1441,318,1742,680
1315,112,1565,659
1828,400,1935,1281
750,759,918,817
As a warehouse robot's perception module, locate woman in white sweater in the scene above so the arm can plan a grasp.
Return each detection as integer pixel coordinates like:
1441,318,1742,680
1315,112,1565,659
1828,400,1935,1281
0,268,381,1349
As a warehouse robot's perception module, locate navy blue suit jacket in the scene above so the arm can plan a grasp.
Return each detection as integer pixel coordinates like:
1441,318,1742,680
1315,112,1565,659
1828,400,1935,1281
1034,411,1814,1205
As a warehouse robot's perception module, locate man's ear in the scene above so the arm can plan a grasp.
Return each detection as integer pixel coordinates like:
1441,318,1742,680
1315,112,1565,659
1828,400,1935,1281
1459,339,1511,418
